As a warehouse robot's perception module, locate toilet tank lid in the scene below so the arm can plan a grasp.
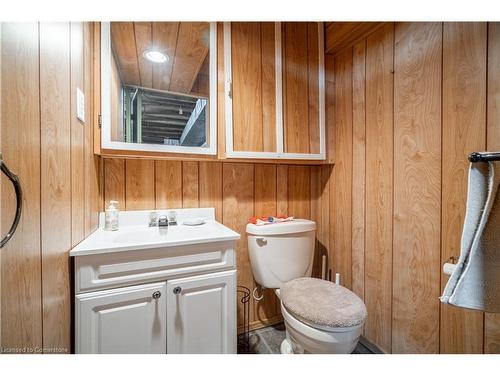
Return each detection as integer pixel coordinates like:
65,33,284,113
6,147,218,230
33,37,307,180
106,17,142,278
246,219,316,235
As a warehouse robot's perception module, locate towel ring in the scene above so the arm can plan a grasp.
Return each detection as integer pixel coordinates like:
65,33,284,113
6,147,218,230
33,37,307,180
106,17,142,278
1,154,23,249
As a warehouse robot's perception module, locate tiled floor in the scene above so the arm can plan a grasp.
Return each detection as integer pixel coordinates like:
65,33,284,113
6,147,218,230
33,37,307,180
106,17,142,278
238,323,374,354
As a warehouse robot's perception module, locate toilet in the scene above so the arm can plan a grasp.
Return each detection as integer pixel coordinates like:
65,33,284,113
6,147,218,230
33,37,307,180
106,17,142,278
246,219,367,354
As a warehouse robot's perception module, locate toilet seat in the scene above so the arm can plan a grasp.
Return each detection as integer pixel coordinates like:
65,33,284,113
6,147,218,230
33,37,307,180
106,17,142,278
282,302,362,333
281,277,367,330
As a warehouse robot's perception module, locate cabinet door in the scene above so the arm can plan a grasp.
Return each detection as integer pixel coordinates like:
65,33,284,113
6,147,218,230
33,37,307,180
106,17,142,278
224,22,325,160
282,22,323,155
229,22,278,153
166,270,236,354
76,282,167,354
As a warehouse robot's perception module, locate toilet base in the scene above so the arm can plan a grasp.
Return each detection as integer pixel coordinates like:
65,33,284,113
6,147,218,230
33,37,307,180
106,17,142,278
280,338,293,354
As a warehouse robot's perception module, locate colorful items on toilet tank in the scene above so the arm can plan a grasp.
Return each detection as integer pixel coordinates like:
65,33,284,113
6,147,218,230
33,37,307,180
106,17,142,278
248,215,294,225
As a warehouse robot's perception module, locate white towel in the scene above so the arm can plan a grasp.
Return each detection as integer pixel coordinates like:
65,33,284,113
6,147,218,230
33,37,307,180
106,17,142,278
440,161,500,312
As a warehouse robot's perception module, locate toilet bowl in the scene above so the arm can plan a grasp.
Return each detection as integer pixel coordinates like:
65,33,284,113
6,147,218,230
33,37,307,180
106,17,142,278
278,277,367,354
280,301,364,354
246,219,367,354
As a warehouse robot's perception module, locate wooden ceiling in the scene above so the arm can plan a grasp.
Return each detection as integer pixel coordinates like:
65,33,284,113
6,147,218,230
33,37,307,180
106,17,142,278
111,22,210,95
324,22,384,54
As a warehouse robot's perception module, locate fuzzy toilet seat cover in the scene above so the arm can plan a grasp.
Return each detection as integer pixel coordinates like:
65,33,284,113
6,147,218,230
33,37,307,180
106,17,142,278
281,277,367,328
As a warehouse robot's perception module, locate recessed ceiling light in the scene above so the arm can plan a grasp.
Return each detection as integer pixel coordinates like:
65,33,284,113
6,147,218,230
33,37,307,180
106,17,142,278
143,49,169,64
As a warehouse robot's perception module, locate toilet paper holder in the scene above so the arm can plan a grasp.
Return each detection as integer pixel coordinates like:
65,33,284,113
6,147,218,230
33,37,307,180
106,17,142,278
443,256,458,276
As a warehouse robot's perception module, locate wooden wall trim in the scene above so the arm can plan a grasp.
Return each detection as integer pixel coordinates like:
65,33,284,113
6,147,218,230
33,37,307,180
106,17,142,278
99,150,328,165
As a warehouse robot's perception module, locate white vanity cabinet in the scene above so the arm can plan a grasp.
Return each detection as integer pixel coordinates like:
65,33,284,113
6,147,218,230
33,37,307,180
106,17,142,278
76,282,167,354
75,269,236,354
71,208,240,354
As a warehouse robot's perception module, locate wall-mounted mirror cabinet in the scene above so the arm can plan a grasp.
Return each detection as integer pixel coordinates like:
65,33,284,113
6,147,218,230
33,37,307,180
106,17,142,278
101,22,217,155
224,22,325,160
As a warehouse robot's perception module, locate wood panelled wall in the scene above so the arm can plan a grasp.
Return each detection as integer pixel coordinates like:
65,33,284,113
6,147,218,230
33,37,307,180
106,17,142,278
102,158,332,330
0,22,100,353
2,21,495,354
328,22,500,353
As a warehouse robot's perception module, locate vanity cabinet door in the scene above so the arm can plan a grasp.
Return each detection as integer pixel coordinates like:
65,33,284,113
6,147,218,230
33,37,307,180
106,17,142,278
166,270,236,354
75,282,167,354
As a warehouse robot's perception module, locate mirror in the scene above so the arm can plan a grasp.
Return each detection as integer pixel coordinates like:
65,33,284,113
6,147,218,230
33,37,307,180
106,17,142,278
101,22,217,154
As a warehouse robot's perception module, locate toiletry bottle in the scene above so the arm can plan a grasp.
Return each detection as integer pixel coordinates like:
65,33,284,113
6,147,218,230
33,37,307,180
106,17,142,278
105,200,119,231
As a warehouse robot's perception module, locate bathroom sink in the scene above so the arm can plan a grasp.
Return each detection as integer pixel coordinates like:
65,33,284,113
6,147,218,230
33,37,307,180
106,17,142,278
69,208,240,257
112,227,170,244
111,224,214,244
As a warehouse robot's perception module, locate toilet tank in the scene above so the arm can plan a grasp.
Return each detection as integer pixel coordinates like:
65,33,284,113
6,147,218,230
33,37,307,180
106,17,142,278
246,219,316,289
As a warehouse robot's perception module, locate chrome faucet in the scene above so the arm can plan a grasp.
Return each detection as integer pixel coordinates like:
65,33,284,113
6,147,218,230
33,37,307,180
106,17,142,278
158,214,169,227
149,211,174,227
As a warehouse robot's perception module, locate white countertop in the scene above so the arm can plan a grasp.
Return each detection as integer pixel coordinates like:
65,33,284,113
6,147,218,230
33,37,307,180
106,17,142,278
70,208,240,257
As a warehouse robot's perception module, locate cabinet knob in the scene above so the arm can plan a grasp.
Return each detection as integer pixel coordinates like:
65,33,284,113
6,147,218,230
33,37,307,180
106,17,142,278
173,286,182,295
152,291,161,299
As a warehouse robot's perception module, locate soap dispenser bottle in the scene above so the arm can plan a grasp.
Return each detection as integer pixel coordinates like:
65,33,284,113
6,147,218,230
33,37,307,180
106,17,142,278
105,200,119,231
